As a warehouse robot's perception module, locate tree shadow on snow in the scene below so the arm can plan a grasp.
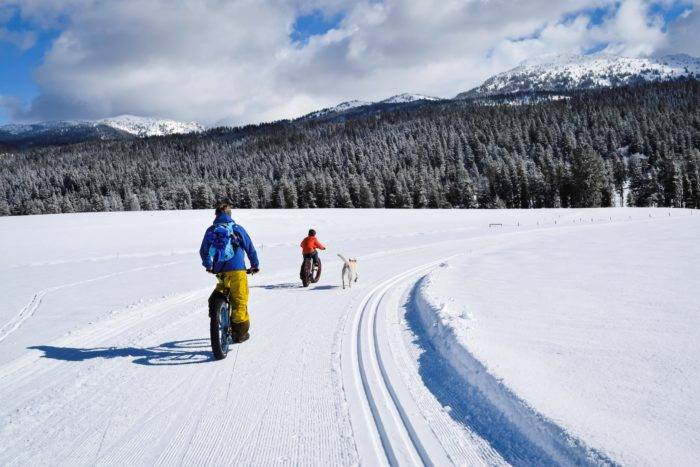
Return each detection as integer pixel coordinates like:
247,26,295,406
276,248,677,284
28,338,214,366
402,284,615,467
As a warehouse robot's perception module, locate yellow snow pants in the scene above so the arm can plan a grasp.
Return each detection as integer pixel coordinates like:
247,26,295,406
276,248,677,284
214,270,249,324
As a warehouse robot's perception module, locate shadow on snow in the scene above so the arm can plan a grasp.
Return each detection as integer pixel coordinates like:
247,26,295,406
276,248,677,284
253,282,302,290
29,338,214,366
253,283,341,291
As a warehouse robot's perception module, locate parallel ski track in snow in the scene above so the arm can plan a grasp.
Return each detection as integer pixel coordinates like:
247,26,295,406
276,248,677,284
344,257,460,466
343,220,648,465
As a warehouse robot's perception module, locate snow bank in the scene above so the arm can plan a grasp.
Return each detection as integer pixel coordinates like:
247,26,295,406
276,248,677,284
415,217,700,465
412,270,609,465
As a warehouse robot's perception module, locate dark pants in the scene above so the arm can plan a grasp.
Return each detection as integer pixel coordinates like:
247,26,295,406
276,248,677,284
303,251,320,265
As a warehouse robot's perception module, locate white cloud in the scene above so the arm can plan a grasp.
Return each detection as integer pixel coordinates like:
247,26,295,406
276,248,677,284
602,0,665,55
489,0,671,65
662,2,700,56
1,0,694,126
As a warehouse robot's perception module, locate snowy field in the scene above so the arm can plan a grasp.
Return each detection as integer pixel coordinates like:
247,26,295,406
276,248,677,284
412,219,699,466
0,208,697,466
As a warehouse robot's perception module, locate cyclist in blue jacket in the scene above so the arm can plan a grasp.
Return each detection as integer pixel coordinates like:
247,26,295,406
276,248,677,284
199,202,259,343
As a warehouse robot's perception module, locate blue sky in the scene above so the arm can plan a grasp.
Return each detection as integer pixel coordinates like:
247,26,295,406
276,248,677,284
290,10,345,46
0,1,697,125
0,11,61,123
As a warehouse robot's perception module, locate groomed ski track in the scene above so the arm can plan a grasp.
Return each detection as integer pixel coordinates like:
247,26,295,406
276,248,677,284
342,254,512,466
1,210,689,466
344,259,457,466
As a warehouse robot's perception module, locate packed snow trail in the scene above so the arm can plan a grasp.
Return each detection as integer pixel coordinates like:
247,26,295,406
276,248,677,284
343,259,457,466
0,209,695,465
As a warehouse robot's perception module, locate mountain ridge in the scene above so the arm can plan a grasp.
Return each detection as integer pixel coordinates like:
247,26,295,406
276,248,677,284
456,53,700,99
0,115,204,149
301,93,440,120
297,54,700,121
2,53,699,150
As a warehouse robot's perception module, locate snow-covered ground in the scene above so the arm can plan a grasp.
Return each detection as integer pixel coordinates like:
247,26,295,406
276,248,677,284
0,208,696,465
412,218,699,466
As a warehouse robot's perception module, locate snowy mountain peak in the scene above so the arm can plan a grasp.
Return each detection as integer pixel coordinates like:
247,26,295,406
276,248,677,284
380,93,439,104
458,53,700,99
96,115,204,137
333,100,372,112
0,115,204,149
302,100,371,119
0,115,204,138
303,94,441,120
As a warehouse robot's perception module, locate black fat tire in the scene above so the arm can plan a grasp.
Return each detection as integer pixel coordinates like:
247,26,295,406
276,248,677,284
310,260,321,283
300,259,311,287
209,295,229,360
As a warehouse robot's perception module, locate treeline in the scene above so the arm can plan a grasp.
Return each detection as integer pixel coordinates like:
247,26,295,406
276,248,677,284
1,80,699,215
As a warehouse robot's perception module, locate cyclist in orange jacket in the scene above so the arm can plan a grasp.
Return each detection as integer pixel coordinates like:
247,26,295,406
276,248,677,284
300,229,325,266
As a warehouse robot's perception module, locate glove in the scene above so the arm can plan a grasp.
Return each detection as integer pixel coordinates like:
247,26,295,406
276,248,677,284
248,267,259,275
206,268,214,274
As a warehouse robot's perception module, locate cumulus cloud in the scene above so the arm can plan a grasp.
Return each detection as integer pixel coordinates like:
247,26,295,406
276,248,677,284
662,2,700,56
602,0,665,55
0,0,695,125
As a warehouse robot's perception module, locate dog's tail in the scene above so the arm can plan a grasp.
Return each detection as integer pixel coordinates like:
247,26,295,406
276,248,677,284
337,254,349,265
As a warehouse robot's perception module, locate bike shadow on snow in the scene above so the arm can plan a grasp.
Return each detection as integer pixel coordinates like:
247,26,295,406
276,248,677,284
28,338,214,366
253,283,341,291
253,282,303,290
309,285,341,290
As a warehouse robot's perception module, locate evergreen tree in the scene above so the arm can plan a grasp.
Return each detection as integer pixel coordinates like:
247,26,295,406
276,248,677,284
192,184,215,209
572,146,605,207
1,80,697,215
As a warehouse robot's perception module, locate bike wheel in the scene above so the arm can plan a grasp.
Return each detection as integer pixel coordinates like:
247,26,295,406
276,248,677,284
209,295,230,360
301,259,311,287
310,259,322,283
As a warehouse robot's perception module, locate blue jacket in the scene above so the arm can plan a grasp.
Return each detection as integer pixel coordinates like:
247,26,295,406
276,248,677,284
199,213,259,273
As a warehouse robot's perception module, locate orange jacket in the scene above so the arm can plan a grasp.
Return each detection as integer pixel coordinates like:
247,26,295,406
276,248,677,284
300,236,325,254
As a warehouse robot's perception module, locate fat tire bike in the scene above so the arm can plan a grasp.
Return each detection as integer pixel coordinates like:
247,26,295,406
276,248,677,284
209,269,254,360
300,255,322,287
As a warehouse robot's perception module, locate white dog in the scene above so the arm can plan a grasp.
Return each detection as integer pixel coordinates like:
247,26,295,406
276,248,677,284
338,254,359,289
